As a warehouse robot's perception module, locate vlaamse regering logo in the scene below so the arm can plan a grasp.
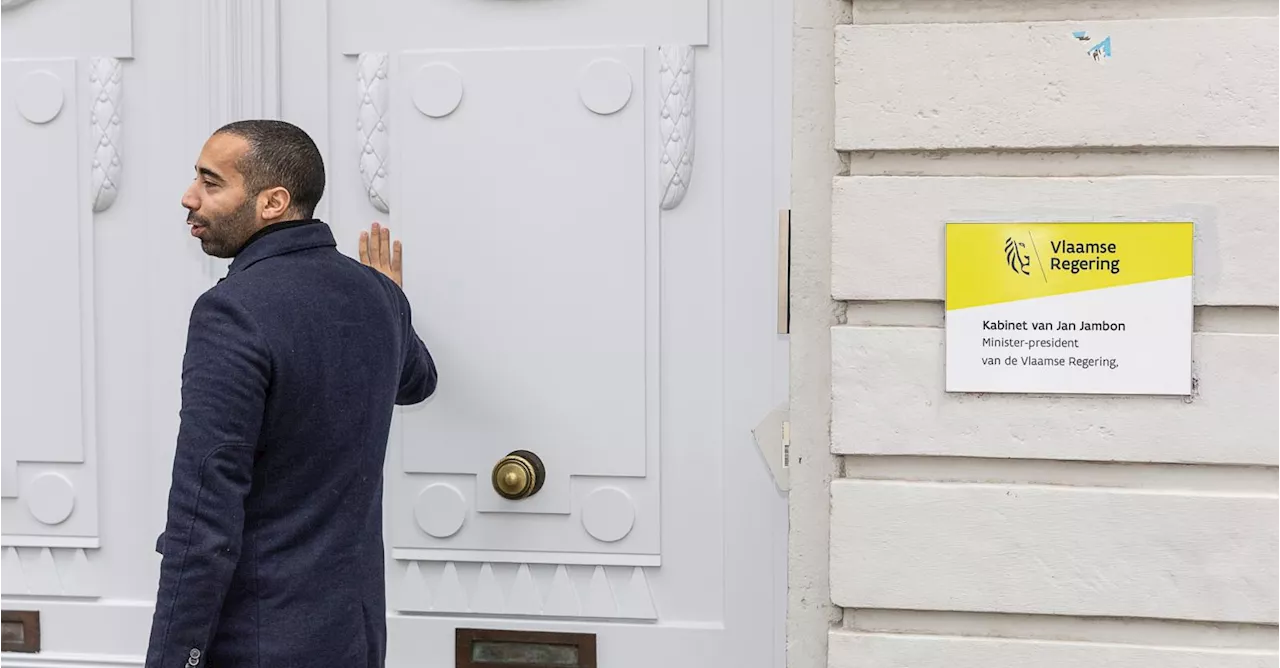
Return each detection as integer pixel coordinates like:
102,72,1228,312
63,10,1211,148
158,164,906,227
1004,236,1032,277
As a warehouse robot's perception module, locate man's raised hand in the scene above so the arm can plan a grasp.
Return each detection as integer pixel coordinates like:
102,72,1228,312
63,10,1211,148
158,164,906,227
358,221,403,287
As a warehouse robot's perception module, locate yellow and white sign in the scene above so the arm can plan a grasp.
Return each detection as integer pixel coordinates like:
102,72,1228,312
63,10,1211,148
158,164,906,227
945,221,1193,395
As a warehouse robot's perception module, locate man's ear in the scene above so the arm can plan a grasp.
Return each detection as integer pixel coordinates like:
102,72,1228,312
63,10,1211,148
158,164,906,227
259,186,293,222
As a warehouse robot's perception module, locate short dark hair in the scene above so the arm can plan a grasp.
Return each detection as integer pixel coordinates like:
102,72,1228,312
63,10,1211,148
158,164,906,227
215,119,325,219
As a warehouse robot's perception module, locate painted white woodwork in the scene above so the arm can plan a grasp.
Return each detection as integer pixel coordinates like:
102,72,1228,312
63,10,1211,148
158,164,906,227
193,0,283,281
658,45,696,210
360,0,790,655
0,599,737,666
394,561,658,620
198,0,280,125
333,0,709,53
0,0,132,58
388,45,660,565
0,0,789,664
2,546,102,598
0,58,98,540
89,57,124,213
357,52,390,213
1,58,101,556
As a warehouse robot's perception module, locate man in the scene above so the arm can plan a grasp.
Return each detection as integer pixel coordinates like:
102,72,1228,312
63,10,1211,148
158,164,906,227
147,119,437,667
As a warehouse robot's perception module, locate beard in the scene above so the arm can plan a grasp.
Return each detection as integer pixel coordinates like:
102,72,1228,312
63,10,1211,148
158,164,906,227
187,195,259,258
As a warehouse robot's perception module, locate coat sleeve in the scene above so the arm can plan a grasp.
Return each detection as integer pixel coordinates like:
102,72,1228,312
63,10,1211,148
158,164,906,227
395,290,438,405
146,289,271,668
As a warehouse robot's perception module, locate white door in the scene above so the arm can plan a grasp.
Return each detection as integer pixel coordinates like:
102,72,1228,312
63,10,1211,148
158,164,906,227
0,0,789,665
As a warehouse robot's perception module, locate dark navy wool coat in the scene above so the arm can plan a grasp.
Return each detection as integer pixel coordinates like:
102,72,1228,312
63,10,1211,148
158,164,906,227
146,220,437,668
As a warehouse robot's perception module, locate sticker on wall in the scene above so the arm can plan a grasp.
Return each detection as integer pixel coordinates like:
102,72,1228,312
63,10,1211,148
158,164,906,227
1089,36,1112,61
1071,31,1111,61
944,221,1193,396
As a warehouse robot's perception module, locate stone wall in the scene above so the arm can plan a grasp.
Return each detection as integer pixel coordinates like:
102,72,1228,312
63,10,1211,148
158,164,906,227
790,1,1279,667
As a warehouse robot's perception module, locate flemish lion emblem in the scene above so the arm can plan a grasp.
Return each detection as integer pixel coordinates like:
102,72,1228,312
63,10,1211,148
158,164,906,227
1004,237,1031,276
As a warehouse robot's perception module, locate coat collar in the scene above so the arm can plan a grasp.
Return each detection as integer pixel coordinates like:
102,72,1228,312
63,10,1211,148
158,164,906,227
225,219,336,278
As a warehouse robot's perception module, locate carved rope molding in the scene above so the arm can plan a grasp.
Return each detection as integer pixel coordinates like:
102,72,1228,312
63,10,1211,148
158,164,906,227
90,57,123,212
658,45,695,211
357,53,390,214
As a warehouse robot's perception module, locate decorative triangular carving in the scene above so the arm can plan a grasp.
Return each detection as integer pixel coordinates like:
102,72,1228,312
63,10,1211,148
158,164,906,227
615,566,658,620
59,548,99,597
391,557,658,620
435,562,470,612
2,547,27,595
25,547,62,594
543,564,580,617
399,560,432,612
582,565,618,618
507,563,542,615
471,562,505,614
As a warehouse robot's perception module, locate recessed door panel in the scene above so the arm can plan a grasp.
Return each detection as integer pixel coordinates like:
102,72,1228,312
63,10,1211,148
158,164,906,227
0,58,101,554
390,46,659,565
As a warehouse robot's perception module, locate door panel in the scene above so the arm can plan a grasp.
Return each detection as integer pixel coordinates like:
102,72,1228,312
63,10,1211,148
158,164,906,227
1,49,102,598
318,0,788,660
389,45,659,566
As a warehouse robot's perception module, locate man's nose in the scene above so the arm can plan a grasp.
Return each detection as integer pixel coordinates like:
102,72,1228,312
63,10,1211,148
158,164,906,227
181,185,199,210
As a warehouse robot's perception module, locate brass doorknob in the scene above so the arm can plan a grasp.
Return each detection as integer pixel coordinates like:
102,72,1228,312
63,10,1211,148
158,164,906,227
491,450,545,500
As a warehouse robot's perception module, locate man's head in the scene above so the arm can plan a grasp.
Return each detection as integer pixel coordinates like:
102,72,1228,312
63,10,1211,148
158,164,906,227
181,119,325,258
